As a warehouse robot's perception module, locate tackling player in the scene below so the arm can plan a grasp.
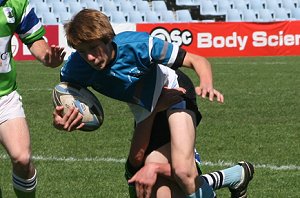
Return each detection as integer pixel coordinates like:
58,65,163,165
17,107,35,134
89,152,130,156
126,70,254,198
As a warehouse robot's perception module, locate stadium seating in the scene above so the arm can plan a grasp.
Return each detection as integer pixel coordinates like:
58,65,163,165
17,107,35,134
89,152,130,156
33,2,52,16
199,0,219,15
30,0,300,24
176,0,198,6
258,8,274,21
46,0,63,4
274,8,291,20
226,8,242,21
249,0,266,11
160,10,177,22
130,0,144,3
135,0,152,12
276,0,284,6
110,11,127,23
282,0,298,10
128,11,144,23
233,0,249,11
41,12,59,25
234,0,250,6
119,1,135,13
217,0,233,14
102,1,119,12
145,10,161,22
52,2,70,15
265,0,281,11
209,0,218,8
59,12,73,24
151,1,168,12
63,0,79,4
291,7,300,19
68,2,86,15
80,0,97,3
30,0,47,4
193,0,202,5
85,1,103,10
175,9,193,21
242,9,259,21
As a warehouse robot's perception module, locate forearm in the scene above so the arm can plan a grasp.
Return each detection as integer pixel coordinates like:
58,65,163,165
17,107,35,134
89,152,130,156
28,39,51,66
181,52,225,103
150,162,172,179
182,53,213,85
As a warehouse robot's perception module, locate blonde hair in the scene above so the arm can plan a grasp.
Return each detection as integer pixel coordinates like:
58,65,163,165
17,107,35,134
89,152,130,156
64,9,115,48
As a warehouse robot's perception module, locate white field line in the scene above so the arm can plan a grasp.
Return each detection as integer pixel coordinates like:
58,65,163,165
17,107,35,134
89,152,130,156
19,88,53,91
0,154,299,171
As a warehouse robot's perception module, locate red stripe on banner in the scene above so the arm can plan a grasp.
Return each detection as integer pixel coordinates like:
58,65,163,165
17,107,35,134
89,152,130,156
137,21,300,57
13,21,300,59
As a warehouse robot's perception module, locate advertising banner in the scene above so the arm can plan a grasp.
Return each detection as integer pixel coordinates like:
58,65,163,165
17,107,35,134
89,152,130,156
13,21,300,59
137,21,300,57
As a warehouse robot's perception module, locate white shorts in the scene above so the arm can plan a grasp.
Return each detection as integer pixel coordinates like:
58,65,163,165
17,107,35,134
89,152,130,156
0,90,25,124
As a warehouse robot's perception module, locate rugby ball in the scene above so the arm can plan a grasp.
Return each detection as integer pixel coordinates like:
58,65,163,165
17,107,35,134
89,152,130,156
52,82,104,131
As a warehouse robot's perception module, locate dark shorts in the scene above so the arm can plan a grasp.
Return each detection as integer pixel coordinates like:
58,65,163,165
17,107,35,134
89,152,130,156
145,70,202,155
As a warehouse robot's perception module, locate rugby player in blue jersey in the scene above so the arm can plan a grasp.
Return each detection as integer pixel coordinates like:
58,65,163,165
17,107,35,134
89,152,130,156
0,0,65,197
52,9,227,198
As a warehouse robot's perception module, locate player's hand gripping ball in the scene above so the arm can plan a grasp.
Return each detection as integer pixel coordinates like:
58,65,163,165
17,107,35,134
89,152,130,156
52,82,104,131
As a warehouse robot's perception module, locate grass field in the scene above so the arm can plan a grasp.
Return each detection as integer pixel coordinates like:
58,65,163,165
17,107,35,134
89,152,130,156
0,56,299,197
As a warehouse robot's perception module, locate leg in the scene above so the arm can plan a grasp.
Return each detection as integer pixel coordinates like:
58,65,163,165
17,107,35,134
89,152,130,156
0,118,37,198
201,161,254,198
145,144,187,198
167,109,214,197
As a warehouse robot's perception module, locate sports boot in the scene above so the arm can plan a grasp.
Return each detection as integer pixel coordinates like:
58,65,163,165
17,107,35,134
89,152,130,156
229,161,254,198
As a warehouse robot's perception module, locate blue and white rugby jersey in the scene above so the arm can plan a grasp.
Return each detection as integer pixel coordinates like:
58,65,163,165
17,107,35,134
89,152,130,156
61,31,186,122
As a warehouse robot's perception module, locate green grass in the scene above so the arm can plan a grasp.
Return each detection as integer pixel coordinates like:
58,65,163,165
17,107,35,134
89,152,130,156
0,56,299,197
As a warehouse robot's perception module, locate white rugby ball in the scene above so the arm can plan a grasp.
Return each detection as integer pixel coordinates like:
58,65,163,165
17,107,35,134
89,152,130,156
52,82,104,131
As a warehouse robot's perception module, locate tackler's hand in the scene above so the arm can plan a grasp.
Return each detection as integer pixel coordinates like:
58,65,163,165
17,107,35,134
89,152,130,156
128,163,159,198
154,87,186,113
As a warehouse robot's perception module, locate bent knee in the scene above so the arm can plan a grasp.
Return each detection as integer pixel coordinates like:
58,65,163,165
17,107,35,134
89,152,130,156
11,151,32,168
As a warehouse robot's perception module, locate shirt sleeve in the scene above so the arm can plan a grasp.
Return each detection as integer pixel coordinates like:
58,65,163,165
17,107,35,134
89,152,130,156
149,36,186,70
15,1,45,45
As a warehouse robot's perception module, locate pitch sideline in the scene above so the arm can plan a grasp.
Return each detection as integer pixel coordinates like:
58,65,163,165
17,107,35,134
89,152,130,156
0,154,299,171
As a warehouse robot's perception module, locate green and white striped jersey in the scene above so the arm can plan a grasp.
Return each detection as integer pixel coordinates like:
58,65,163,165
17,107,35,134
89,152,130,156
0,0,45,96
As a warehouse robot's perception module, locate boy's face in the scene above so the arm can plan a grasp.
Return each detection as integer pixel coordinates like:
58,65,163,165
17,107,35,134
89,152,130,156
76,39,113,70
